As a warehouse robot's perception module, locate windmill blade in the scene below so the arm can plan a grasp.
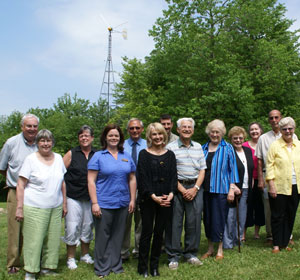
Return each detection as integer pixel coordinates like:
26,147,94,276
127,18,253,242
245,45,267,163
100,13,110,28
114,21,128,30
122,29,128,40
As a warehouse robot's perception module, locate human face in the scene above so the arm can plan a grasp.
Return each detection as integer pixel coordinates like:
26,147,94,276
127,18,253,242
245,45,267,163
268,110,281,132
209,128,222,145
231,133,244,151
150,129,164,147
22,117,39,144
78,130,94,148
128,120,143,141
249,124,262,141
38,138,53,155
160,119,173,135
177,120,194,141
281,125,294,143
106,129,120,148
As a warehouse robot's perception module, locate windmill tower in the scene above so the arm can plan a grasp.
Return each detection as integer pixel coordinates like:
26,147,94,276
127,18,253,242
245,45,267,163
100,20,127,118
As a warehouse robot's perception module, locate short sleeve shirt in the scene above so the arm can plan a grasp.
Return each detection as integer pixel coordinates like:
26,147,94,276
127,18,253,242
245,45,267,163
88,150,136,209
167,139,206,180
19,152,66,208
0,133,37,188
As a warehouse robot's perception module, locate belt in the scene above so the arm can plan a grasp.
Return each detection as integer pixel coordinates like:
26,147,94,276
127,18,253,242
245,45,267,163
178,179,196,185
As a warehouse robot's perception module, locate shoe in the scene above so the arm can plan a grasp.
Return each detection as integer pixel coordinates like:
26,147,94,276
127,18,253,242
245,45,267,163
80,254,94,264
25,272,36,280
8,267,19,274
168,261,178,270
67,258,78,270
40,269,59,276
187,257,203,266
215,255,224,260
139,271,148,278
150,269,160,277
286,247,292,252
201,252,214,260
272,248,280,254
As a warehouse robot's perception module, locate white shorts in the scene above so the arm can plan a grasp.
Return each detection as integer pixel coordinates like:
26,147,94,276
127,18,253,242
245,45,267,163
63,198,94,245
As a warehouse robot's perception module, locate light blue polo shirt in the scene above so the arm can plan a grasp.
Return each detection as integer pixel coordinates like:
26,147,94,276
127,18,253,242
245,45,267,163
88,149,136,209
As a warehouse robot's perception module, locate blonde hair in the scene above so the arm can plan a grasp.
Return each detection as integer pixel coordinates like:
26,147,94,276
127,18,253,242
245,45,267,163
146,123,168,147
228,126,247,140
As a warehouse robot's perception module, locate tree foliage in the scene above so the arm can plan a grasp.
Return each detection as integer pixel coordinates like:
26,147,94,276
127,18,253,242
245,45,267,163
114,0,300,141
0,93,110,154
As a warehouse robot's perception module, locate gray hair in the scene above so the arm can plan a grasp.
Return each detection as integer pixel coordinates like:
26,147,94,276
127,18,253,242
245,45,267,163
279,117,296,129
177,118,195,129
20,113,39,126
205,119,226,136
77,125,94,137
127,118,144,129
36,129,55,146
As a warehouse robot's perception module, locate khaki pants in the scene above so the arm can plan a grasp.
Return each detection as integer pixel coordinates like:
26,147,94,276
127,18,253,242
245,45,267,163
7,188,22,269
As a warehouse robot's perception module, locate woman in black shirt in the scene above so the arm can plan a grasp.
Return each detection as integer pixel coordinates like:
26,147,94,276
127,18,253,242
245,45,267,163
137,123,177,277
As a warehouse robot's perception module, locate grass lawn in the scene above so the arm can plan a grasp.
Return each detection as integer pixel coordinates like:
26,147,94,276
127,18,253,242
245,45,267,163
1,202,300,279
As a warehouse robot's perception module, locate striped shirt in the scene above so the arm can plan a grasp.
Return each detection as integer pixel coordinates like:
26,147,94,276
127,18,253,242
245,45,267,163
202,139,239,194
167,139,206,180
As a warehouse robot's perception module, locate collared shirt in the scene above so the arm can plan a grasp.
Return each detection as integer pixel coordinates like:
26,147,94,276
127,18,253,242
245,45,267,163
0,133,37,188
168,132,179,143
124,137,147,163
256,130,298,169
255,130,282,168
266,137,300,195
202,139,239,194
87,149,136,209
167,138,206,180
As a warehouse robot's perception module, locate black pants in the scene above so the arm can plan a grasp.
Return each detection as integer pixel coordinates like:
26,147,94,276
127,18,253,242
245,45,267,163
269,185,299,248
138,198,172,273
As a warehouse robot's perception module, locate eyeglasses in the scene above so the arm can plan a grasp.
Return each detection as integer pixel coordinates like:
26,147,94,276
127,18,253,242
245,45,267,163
281,127,294,132
129,127,141,131
232,136,244,141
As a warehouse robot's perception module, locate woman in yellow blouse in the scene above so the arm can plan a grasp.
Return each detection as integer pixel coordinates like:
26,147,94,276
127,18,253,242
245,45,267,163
266,117,300,253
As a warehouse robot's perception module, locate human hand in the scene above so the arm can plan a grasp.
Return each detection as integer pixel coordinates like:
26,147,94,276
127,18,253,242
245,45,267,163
128,200,136,213
62,202,68,218
15,207,24,222
92,203,102,217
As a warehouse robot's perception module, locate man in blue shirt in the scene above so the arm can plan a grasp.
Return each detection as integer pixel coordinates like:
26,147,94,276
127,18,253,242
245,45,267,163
121,118,147,260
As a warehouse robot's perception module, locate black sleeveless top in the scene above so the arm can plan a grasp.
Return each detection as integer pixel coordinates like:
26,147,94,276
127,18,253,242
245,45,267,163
65,146,96,201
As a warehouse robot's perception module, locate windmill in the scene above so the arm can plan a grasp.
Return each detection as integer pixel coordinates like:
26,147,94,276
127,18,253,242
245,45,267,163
100,15,127,118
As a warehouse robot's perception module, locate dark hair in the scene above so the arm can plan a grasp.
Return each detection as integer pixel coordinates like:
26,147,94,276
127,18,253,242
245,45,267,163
77,125,94,137
160,114,173,121
100,124,124,152
248,122,263,134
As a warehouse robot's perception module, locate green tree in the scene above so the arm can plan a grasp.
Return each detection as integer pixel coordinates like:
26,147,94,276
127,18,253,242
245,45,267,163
114,0,300,141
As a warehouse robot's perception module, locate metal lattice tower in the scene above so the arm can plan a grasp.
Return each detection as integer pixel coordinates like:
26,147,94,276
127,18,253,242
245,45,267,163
100,27,115,118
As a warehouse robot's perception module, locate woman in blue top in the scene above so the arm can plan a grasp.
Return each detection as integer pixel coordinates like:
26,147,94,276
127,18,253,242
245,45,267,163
201,119,240,261
88,124,136,278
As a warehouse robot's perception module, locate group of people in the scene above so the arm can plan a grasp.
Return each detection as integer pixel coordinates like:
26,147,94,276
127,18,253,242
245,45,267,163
1,110,300,279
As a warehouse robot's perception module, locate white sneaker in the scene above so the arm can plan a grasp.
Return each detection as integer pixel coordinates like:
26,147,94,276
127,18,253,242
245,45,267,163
25,272,36,280
187,256,203,266
67,257,78,270
80,254,94,264
40,269,59,276
168,261,178,270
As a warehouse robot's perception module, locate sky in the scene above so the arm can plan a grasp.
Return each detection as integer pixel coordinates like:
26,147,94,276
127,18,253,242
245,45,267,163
0,0,299,117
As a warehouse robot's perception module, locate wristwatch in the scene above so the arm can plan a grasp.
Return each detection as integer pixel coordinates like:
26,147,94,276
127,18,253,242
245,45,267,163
194,185,200,191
